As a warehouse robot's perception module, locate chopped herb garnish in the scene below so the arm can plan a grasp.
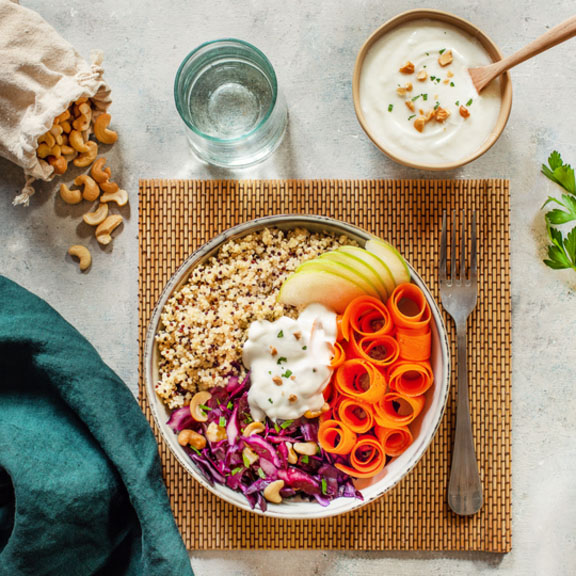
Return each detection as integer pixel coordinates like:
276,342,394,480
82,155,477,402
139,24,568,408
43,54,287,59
219,416,226,427
411,94,421,102
302,345,307,350
190,446,202,456
321,478,328,494
455,100,460,106
425,51,430,56
274,422,280,433
268,398,273,404
434,101,440,110
408,114,416,121
257,467,266,479
242,452,252,468
277,330,284,338
268,370,272,375
388,104,394,112
230,467,243,476
280,420,294,429
198,404,211,411
226,401,233,410
281,369,293,379
301,454,309,464
439,48,446,54
422,93,428,101
277,356,287,365
430,75,436,81
423,64,427,68
466,98,473,106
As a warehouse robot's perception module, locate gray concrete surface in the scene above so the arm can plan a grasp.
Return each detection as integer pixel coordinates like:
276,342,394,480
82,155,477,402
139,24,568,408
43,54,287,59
1,1,575,574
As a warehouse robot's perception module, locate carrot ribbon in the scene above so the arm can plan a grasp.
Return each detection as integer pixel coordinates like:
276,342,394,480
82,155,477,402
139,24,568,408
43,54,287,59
374,392,425,428
337,397,374,434
375,425,414,457
388,361,434,397
318,419,357,455
334,435,387,478
341,296,393,342
334,359,387,404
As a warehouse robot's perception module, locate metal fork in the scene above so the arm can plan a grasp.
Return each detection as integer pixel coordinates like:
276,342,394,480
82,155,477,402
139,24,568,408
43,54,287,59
439,210,483,516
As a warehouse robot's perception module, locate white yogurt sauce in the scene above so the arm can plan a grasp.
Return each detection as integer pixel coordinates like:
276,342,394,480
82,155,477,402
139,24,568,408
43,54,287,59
359,19,502,166
243,304,337,421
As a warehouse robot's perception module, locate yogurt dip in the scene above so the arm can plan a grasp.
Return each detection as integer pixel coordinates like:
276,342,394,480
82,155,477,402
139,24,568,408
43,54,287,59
358,19,502,166
243,303,337,421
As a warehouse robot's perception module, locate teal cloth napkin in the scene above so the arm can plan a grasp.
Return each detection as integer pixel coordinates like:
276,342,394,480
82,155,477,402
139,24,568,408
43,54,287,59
0,276,194,576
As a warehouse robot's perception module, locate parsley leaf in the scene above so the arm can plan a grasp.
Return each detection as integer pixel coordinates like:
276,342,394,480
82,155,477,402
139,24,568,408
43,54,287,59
541,151,576,271
542,150,576,194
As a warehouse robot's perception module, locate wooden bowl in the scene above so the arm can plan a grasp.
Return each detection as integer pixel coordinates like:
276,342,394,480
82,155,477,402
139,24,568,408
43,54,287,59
353,9,513,170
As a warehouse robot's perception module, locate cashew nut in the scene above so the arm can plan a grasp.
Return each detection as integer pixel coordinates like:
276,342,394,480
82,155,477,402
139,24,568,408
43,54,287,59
72,103,93,131
59,183,82,205
90,157,112,183
95,214,123,245
177,429,207,450
55,109,71,123
100,179,119,194
263,480,285,504
189,391,212,422
101,188,128,207
68,245,92,271
73,141,98,168
38,131,56,148
93,113,118,144
242,421,265,437
49,156,67,175
205,422,227,443
74,174,100,202
304,402,330,419
75,96,89,105
83,203,109,226
242,446,259,466
69,130,90,153
37,143,52,159
286,442,298,465
293,441,319,456
60,121,72,134
61,145,75,156
50,124,64,145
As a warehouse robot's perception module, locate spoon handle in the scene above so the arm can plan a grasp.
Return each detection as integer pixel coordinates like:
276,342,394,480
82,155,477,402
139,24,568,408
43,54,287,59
487,15,576,79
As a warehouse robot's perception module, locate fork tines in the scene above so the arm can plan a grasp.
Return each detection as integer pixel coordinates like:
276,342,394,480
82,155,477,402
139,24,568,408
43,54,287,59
440,210,477,285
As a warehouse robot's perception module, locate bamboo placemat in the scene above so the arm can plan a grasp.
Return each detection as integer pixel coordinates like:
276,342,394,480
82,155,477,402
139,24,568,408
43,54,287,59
138,179,511,552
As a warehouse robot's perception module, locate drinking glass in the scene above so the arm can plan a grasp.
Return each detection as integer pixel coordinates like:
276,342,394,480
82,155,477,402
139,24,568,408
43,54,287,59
174,39,288,167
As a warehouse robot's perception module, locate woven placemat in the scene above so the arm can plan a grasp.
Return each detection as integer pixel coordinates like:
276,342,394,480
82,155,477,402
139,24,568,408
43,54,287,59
138,179,511,552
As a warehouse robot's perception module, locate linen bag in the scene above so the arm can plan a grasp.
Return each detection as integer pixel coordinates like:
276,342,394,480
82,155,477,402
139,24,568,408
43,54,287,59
0,0,112,205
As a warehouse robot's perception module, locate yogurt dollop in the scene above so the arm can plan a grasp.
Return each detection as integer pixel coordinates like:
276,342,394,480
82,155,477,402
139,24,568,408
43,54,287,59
358,19,502,166
243,303,337,421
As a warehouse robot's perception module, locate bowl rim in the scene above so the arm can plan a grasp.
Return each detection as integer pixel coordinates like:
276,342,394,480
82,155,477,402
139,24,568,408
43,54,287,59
144,214,451,519
352,8,513,171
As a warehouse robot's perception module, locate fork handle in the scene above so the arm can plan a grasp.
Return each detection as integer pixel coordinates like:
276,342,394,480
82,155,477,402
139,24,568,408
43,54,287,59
448,320,483,515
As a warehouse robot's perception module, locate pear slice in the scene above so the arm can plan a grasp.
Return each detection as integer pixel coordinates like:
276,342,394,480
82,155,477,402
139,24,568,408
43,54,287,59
319,249,388,301
365,238,411,285
278,268,368,313
337,245,395,298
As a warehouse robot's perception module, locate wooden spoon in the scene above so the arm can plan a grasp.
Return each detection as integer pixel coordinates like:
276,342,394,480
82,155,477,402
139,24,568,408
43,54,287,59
469,15,576,92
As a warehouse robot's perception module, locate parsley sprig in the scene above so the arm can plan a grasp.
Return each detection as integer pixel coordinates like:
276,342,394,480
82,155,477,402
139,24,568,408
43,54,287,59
541,151,576,271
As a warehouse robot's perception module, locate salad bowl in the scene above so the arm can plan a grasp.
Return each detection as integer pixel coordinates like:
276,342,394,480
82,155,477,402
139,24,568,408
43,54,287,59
144,214,451,519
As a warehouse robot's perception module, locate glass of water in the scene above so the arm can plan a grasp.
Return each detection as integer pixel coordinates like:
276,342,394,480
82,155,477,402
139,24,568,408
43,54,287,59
174,39,288,168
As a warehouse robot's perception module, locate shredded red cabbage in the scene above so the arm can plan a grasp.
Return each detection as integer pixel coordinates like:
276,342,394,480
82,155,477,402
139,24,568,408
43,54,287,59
167,373,362,510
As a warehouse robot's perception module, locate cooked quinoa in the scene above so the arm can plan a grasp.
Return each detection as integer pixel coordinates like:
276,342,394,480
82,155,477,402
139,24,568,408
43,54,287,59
155,227,354,409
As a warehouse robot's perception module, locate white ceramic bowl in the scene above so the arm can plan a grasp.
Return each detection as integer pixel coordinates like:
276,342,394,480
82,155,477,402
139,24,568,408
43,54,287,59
144,215,450,519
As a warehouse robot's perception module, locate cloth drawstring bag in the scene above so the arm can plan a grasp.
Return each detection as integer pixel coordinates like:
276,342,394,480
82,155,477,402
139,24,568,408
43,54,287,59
0,0,112,205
